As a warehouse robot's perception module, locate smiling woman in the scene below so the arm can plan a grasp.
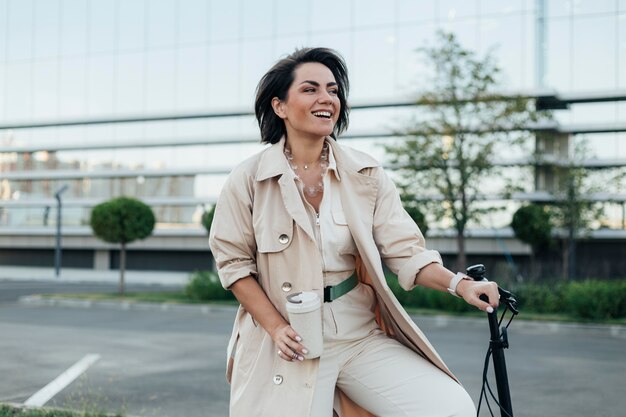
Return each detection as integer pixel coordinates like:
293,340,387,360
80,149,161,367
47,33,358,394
209,47,499,417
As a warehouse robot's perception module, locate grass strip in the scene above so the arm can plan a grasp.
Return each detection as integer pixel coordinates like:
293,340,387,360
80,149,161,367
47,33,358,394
0,404,122,417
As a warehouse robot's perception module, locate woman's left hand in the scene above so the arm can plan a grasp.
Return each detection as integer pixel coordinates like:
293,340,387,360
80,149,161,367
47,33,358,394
456,280,500,313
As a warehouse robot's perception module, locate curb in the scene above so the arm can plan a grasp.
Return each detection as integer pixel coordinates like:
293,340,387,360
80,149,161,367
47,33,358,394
18,295,626,337
18,295,238,315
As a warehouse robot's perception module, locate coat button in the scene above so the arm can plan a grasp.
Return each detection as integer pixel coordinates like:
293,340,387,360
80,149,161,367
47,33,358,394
278,234,289,244
281,282,292,292
273,375,283,385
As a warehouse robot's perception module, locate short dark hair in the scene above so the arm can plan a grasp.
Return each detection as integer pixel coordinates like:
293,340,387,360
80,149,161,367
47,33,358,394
254,47,350,144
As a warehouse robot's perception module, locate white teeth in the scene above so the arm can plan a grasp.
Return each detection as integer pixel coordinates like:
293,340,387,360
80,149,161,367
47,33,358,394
313,111,331,118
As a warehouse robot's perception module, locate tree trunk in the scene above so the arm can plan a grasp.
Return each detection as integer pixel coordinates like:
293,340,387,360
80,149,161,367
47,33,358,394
456,230,466,272
120,242,126,296
529,248,536,282
568,226,576,281
561,238,569,282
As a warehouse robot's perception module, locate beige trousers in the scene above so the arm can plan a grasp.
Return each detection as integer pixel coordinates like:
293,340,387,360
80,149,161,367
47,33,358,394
309,283,476,417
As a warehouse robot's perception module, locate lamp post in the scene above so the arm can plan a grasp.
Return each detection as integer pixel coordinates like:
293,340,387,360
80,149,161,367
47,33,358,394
54,184,69,277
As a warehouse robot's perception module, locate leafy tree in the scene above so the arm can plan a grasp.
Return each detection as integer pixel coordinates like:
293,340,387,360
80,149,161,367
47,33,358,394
201,204,215,235
90,197,155,295
543,140,604,280
385,31,541,270
511,204,552,280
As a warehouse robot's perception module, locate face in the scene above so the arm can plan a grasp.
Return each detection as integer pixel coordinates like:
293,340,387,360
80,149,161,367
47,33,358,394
272,62,341,142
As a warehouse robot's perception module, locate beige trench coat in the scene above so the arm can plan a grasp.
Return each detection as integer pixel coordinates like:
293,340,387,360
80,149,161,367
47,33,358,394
209,137,458,417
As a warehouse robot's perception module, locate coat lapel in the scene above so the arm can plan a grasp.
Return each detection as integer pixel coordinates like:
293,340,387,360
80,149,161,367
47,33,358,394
256,138,316,243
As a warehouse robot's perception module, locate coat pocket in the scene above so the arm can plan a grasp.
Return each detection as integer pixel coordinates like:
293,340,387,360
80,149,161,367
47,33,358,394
234,313,265,377
332,209,357,256
255,217,294,253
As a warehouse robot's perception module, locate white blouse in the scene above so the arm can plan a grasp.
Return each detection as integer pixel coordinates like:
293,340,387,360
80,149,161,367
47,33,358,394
290,142,358,286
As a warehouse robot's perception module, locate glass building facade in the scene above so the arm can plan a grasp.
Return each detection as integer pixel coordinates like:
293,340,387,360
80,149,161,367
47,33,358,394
1,0,625,271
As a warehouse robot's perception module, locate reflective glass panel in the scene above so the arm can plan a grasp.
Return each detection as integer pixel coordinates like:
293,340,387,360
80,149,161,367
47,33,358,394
7,0,33,61
89,0,116,53
147,0,176,48
60,0,88,56
145,49,177,113
572,15,616,90
33,0,60,59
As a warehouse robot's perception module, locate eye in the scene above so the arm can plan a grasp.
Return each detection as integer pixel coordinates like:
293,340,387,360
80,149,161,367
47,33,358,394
303,87,316,93
328,88,339,95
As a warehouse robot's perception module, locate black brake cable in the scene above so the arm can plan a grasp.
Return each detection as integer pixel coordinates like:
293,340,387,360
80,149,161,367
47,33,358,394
477,305,516,417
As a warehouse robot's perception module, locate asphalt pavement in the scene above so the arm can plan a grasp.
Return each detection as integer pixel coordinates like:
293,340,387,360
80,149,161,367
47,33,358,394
1,278,625,417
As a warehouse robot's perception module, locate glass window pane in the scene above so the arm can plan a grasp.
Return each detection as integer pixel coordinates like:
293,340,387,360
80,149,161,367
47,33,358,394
479,0,529,15
7,0,33,61
0,0,7,62
33,0,60,59
351,28,396,101
145,49,176,113
354,0,394,28
60,0,87,56
438,0,478,20
5,62,31,120
58,57,87,118
241,0,273,39
240,40,274,106
0,65,5,120
209,1,239,42
147,0,176,48
479,13,531,90
310,0,348,32
115,52,144,114
32,60,58,119
89,0,116,53
571,0,617,15
208,43,240,109
176,46,209,111
544,18,571,90
275,0,310,35
87,54,115,115
179,0,209,44
118,0,145,51
572,15,616,90
548,0,573,18
396,24,438,95
397,0,436,24
621,17,626,88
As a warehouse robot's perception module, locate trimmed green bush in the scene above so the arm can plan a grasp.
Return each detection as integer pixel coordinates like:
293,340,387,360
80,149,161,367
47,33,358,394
384,272,625,320
510,283,567,314
564,280,626,320
184,269,625,321
185,271,234,301
90,197,155,295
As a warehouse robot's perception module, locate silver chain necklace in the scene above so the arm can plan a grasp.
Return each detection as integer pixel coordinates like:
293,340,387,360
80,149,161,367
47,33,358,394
283,142,329,197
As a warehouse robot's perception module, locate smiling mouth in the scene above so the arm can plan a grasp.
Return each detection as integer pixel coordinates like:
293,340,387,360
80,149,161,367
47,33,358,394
312,111,332,119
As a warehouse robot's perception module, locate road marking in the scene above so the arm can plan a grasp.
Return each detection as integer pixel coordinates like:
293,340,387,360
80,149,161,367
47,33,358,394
24,354,101,407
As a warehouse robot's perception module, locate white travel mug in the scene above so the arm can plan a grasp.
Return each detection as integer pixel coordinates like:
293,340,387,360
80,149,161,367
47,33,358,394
285,292,324,359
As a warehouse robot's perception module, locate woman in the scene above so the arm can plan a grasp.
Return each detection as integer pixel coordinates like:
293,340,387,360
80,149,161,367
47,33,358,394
209,47,499,417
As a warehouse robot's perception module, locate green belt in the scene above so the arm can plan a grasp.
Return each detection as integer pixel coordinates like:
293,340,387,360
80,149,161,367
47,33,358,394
323,273,358,302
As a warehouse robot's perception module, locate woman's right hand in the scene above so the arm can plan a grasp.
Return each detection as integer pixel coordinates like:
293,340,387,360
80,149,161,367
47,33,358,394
271,323,308,362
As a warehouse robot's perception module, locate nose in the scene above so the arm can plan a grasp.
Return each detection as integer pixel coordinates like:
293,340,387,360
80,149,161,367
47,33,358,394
318,90,332,104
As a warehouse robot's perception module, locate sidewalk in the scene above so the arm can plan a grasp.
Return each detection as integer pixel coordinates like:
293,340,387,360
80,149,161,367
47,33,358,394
0,266,189,286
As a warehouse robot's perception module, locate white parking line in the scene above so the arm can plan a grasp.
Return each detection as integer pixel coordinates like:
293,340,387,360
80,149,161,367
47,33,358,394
24,354,101,407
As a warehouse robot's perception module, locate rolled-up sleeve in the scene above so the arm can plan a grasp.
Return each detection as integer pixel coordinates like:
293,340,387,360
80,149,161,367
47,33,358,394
372,168,442,291
209,169,258,289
